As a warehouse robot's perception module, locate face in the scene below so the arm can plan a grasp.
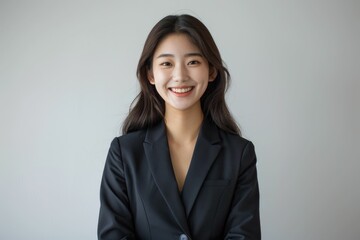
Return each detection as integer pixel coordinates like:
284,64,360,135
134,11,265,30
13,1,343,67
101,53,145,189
148,33,216,113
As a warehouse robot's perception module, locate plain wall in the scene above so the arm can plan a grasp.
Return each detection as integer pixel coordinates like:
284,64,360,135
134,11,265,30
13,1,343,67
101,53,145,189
1,0,359,239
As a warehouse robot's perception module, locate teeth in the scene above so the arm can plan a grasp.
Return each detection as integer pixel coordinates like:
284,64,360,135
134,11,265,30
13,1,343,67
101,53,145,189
171,87,192,93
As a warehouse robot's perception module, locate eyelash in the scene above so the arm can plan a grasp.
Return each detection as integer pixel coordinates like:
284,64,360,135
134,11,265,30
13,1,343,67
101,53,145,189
159,60,200,67
188,60,200,65
160,62,172,66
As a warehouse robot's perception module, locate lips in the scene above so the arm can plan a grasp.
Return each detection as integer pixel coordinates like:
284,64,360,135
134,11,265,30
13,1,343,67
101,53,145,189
169,87,193,93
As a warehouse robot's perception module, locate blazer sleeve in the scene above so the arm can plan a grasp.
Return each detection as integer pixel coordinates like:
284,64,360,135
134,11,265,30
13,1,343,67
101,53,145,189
223,141,261,240
98,137,135,240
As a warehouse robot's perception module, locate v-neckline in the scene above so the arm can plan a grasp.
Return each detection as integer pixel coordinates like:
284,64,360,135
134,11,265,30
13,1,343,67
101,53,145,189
144,118,222,217
168,136,199,194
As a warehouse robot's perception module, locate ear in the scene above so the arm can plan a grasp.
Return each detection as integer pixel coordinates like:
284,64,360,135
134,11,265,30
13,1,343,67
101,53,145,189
147,69,155,85
208,67,217,82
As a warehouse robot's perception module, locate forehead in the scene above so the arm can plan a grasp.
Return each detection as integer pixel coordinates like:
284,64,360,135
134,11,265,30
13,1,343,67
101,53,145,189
153,33,201,56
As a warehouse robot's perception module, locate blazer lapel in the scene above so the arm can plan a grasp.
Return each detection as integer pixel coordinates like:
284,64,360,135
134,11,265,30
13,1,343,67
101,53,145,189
181,119,222,216
143,121,191,235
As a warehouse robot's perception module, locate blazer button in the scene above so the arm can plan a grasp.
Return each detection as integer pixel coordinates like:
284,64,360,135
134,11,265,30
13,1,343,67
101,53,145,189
179,234,188,240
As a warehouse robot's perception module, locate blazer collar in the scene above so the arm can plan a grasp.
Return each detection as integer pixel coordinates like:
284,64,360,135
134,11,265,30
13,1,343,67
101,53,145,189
143,120,191,235
143,119,222,232
181,118,221,216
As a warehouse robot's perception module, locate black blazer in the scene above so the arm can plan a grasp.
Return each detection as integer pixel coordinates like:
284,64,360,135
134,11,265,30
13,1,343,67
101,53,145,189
98,119,260,240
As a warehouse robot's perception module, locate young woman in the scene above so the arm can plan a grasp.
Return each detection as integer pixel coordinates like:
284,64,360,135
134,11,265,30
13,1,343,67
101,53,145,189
98,14,261,240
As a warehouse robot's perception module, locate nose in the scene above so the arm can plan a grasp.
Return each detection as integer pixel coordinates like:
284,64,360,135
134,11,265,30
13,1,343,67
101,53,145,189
172,63,189,82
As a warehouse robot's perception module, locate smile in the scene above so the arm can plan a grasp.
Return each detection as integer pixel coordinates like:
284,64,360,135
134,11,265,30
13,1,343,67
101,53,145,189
169,87,193,93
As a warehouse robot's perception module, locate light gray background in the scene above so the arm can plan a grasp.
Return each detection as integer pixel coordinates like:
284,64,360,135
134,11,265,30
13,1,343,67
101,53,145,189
1,0,359,239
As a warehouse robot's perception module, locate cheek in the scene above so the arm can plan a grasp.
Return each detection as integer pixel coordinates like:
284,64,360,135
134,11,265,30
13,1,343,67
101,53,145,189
152,71,169,84
154,78,168,90
194,66,210,79
153,82,168,97
195,71,211,85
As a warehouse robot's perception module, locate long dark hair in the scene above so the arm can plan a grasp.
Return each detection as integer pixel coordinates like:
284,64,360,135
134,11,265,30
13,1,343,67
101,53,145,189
122,14,240,135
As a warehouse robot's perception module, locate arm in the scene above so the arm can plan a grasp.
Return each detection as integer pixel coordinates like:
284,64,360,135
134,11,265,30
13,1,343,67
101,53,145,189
224,141,261,240
98,138,135,240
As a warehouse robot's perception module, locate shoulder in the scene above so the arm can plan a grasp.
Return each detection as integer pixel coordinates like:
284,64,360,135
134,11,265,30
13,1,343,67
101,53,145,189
217,127,253,149
217,128,256,164
217,129,257,174
112,128,147,148
106,129,147,166
202,118,254,151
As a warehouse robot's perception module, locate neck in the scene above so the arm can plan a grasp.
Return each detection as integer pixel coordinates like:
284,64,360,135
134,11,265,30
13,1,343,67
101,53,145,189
164,104,203,143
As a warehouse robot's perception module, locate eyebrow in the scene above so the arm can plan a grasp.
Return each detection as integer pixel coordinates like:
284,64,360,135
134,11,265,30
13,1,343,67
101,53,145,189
156,52,203,59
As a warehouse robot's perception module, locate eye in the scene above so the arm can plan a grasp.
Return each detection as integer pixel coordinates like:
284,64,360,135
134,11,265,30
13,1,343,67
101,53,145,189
160,62,172,67
188,60,200,65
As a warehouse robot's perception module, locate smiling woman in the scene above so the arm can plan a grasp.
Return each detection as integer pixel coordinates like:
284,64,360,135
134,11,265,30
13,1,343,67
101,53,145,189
148,33,216,113
98,14,261,240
